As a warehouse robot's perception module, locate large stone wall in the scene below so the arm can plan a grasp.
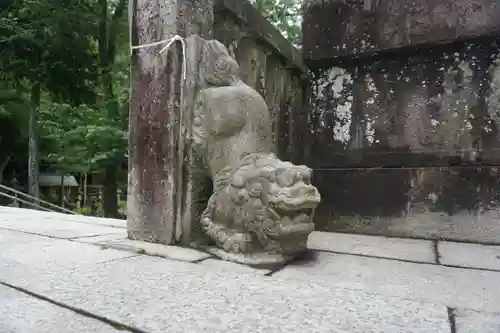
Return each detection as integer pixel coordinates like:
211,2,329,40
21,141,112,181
303,0,500,243
213,0,309,162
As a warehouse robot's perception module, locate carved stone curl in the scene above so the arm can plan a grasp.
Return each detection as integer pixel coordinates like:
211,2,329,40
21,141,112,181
191,38,321,265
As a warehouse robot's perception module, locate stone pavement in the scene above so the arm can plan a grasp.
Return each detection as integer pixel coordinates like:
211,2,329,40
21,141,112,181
1,207,500,333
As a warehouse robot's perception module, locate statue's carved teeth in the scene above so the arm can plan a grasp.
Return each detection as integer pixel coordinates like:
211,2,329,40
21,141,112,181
277,222,315,237
269,205,314,221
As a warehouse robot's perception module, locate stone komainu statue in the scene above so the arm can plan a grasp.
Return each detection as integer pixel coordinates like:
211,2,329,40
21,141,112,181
192,38,321,265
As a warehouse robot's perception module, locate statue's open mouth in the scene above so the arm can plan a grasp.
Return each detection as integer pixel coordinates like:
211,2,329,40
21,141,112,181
272,206,314,217
265,200,317,240
269,190,320,216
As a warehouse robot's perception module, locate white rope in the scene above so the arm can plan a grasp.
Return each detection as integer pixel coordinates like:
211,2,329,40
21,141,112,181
131,35,187,80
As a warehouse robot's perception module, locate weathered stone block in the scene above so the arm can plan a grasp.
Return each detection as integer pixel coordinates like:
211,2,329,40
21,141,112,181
438,241,500,271
305,37,500,243
303,0,500,61
215,0,307,74
313,167,500,243
308,231,436,263
308,39,500,168
127,0,214,245
213,5,308,161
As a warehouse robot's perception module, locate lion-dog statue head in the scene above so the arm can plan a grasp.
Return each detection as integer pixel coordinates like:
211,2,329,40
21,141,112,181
201,153,320,255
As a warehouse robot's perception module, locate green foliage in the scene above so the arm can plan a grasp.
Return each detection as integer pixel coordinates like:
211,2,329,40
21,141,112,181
0,85,29,127
0,0,129,173
39,101,127,173
0,0,300,216
250,0,302,46
73,199,126,218
0,0,129,217
74,206,93,216
0,81,30,167
0,0,98,102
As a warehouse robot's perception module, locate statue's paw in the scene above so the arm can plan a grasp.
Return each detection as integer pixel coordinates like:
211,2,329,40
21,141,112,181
223,233,252,253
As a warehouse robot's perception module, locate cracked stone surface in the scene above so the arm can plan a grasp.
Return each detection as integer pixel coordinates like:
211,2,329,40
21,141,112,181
273,251,500,313
71,233,128,244
0,284,122,333
6,255,450,333
2,208,499,332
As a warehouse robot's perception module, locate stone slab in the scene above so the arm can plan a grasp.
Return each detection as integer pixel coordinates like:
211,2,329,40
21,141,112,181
438,241,500,271
0,213,125,239
0,284,121,333
454,309,500,333
307,231,435,263
101,238,211,262
0,228,48,249
198,258,271,275
9,255,450,333
273,251,500,313
0,229,134,281
0,206,126,228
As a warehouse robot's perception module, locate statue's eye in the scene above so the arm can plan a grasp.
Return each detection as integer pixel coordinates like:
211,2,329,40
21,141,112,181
260,168,276,182
231,174,245,188
232,189,248,204
277,170,294,187
248,182,262,197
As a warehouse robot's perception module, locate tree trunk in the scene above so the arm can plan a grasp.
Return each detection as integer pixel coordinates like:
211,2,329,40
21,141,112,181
0,155,10,206
60,175,64,207
28,82,41,207
97,0,127,218
103,163,118,218
83,173,88,206
101,72,120,218
127,0,213,244
0,155,10,185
